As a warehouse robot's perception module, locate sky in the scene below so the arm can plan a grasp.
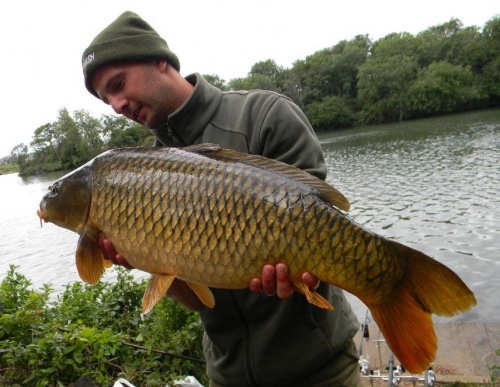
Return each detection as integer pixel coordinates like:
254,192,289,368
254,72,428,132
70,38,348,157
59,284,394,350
1,0,498,158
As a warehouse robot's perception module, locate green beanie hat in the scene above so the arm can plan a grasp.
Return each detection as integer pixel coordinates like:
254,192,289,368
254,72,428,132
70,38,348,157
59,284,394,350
82,11,180,98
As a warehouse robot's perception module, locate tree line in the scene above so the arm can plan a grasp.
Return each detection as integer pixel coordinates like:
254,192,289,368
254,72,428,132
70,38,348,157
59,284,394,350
12,16,500,176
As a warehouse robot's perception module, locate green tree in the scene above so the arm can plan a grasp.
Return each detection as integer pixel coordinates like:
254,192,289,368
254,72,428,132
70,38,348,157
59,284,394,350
293,36,370,106
10,144,29,171
414,18,465,67
204,74,228,90
357,54,418,123
306,95,356,131
229,59,284,92
102,115,153,148
53,108,86,170
74,109,105,159
480,16,500,103
405,61,484,116
25,122,63,174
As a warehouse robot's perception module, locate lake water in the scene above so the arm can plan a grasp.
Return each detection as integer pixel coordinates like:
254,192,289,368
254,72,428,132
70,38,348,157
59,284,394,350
1,109,498,323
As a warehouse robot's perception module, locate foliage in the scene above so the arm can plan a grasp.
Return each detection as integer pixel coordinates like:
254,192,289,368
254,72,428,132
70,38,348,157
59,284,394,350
0,265,207,386
217,16,500,128
306,95,356,131
204,74,229,91
405,62,484,117
0,163,18,175
12,110,155,177
229,59,287,93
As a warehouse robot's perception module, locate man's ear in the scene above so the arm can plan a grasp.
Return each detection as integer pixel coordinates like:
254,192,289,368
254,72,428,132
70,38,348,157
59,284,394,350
156,58,168,72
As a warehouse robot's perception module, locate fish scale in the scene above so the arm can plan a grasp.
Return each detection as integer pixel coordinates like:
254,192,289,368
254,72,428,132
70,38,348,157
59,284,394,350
37,143,476,374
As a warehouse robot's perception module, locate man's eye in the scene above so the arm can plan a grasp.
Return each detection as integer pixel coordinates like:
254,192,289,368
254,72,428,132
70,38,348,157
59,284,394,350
111,79,124,92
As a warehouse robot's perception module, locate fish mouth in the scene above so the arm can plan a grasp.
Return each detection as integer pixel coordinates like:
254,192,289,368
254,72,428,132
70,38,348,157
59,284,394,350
37,208,48,227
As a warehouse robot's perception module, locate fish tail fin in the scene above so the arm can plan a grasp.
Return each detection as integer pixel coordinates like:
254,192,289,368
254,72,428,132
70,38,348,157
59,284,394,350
366,241,476,374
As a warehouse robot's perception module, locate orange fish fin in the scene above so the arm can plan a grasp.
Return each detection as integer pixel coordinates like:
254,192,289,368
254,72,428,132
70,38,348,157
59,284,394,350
390,241,477,316
186,281,215,308
76,229,105,285
103,259,113,268
365,240,477,373
183,144,350,211
367,288,436,374
293,281,334,311
142,274,175,314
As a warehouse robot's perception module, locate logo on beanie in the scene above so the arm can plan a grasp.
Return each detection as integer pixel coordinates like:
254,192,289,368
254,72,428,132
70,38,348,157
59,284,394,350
82,52,95,69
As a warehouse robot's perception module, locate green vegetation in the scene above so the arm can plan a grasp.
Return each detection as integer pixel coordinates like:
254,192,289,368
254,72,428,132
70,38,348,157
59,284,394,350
9,16,500,177
11,110,154,177
0,163,18,175
0,265,206,386
1,264,499,385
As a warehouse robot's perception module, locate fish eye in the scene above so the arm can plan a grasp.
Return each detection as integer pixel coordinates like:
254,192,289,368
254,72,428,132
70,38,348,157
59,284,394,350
49,184,60,195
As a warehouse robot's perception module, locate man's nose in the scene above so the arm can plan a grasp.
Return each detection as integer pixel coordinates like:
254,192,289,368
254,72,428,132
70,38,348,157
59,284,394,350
109,95,128,115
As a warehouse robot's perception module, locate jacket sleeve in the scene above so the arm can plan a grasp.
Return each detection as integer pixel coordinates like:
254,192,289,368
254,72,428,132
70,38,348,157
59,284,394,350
256,95,327,180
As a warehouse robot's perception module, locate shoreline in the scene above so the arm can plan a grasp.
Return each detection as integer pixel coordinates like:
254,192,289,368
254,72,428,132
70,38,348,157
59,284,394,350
355,322,500,385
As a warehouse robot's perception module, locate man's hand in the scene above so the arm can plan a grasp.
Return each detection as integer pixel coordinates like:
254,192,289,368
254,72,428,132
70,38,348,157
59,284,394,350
249,262,319,299
98,234,133,269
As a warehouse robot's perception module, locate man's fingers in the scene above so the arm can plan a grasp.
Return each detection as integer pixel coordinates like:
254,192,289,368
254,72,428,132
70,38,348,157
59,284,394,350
261,264,276,296
301,272,320,290
248,264,319,299
98,234,133,269
276,262,293,299
249,278,263,293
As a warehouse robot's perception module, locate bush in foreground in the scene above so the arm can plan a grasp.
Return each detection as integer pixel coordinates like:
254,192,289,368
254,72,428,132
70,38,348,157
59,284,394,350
0,265,206,386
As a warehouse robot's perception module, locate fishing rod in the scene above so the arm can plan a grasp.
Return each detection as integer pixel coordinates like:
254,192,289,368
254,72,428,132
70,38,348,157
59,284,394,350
123,342,206,364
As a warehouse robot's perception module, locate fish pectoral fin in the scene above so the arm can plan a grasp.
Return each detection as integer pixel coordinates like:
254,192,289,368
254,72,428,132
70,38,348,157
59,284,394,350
142,274,175,314
186,282,215,308
293,281,334,311
103,259,113,268
76,229,105,285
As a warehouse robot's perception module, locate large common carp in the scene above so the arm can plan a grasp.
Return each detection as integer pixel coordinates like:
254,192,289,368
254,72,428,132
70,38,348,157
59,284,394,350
37,144,476,373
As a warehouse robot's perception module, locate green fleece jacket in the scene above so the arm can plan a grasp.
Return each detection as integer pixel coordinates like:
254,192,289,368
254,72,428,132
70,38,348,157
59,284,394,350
153,74,359,386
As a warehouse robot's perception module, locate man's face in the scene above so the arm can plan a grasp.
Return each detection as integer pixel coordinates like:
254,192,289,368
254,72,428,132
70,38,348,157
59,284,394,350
92,61,169,128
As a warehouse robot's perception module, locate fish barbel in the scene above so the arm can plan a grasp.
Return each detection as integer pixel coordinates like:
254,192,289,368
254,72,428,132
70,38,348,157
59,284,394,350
37,143,476,373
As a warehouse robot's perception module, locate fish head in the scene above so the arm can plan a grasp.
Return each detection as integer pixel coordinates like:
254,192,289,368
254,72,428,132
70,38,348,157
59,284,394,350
37,164,92,234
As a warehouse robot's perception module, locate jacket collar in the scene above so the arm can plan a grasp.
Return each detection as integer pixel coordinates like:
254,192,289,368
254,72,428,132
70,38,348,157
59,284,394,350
165,73,222,145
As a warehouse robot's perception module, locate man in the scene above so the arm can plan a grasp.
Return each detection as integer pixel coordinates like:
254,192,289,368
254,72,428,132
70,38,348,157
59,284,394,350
82,11,360,386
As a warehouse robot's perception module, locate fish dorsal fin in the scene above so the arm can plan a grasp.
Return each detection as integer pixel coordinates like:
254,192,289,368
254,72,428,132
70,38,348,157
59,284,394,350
186,281,215,308
182,143,350,211
142,274,175,314
76,227,106,285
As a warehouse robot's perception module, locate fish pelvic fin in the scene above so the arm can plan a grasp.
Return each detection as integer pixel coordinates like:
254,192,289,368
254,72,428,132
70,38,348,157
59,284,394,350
366,241,477,374
293,282,334,311
142,274,175,314
76,228,105,285
186,282,215,308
